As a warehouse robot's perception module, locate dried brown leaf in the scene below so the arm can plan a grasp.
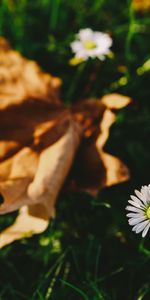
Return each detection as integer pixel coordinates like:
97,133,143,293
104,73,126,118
0,121,82,216
0,206,48,249
96,109,129,187
70,96,131,195
0,37,61,109
0,41,131,247
101,93,131,110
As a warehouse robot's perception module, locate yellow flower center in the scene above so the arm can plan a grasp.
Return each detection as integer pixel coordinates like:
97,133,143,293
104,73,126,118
146,206,150,219
83,40,97,50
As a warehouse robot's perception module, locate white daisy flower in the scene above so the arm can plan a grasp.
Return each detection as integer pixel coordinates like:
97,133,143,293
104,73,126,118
126,184,150,237
70,28,112,61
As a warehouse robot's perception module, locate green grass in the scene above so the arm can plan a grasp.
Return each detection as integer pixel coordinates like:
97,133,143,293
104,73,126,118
0,0,150,299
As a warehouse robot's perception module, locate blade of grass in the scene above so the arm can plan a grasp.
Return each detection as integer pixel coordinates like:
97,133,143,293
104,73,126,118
49,0,61,32
125,0,136,80
61,279,90,300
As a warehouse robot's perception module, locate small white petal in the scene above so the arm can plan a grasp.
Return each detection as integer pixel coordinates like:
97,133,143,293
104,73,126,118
78,28,93,41
126,206,143,213
135,191,149,205
71,41,83,53
126,212,145,218
98,55,105,61
141,186,148,200
130,195,142,204
95,33,112,50
147,186,150,198
142,222,150,237
133,220,149,234
75,50,88,60
128,216,146,226
128,200,144,209
134,189,146,203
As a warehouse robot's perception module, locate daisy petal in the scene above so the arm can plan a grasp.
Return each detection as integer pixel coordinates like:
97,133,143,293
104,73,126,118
78,28,93,41
71,41,83,53
128,200,144,209
130,195,144,205
133,220,149,234
134,189,147,203
126,212,145,218
125,206,143,213
126,213,145,218
128,216,146,226
142,222,150,237
141,186,148,201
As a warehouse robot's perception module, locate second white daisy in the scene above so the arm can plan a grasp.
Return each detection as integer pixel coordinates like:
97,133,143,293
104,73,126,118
71,28,112,61
126,184,150,237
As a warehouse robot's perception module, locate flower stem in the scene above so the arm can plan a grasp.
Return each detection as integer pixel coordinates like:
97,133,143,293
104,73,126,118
139,239,150,257
65,62,87,105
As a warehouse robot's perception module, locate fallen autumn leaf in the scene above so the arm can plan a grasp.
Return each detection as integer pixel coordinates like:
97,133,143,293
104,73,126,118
0,39,131,247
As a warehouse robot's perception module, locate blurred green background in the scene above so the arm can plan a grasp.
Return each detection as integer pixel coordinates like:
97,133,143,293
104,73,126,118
0,0,150,299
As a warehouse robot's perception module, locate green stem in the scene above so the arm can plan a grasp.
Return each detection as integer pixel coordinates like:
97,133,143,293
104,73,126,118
65,62,87,105
49,0,61,32
139,239,150,257
125,0,136,80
